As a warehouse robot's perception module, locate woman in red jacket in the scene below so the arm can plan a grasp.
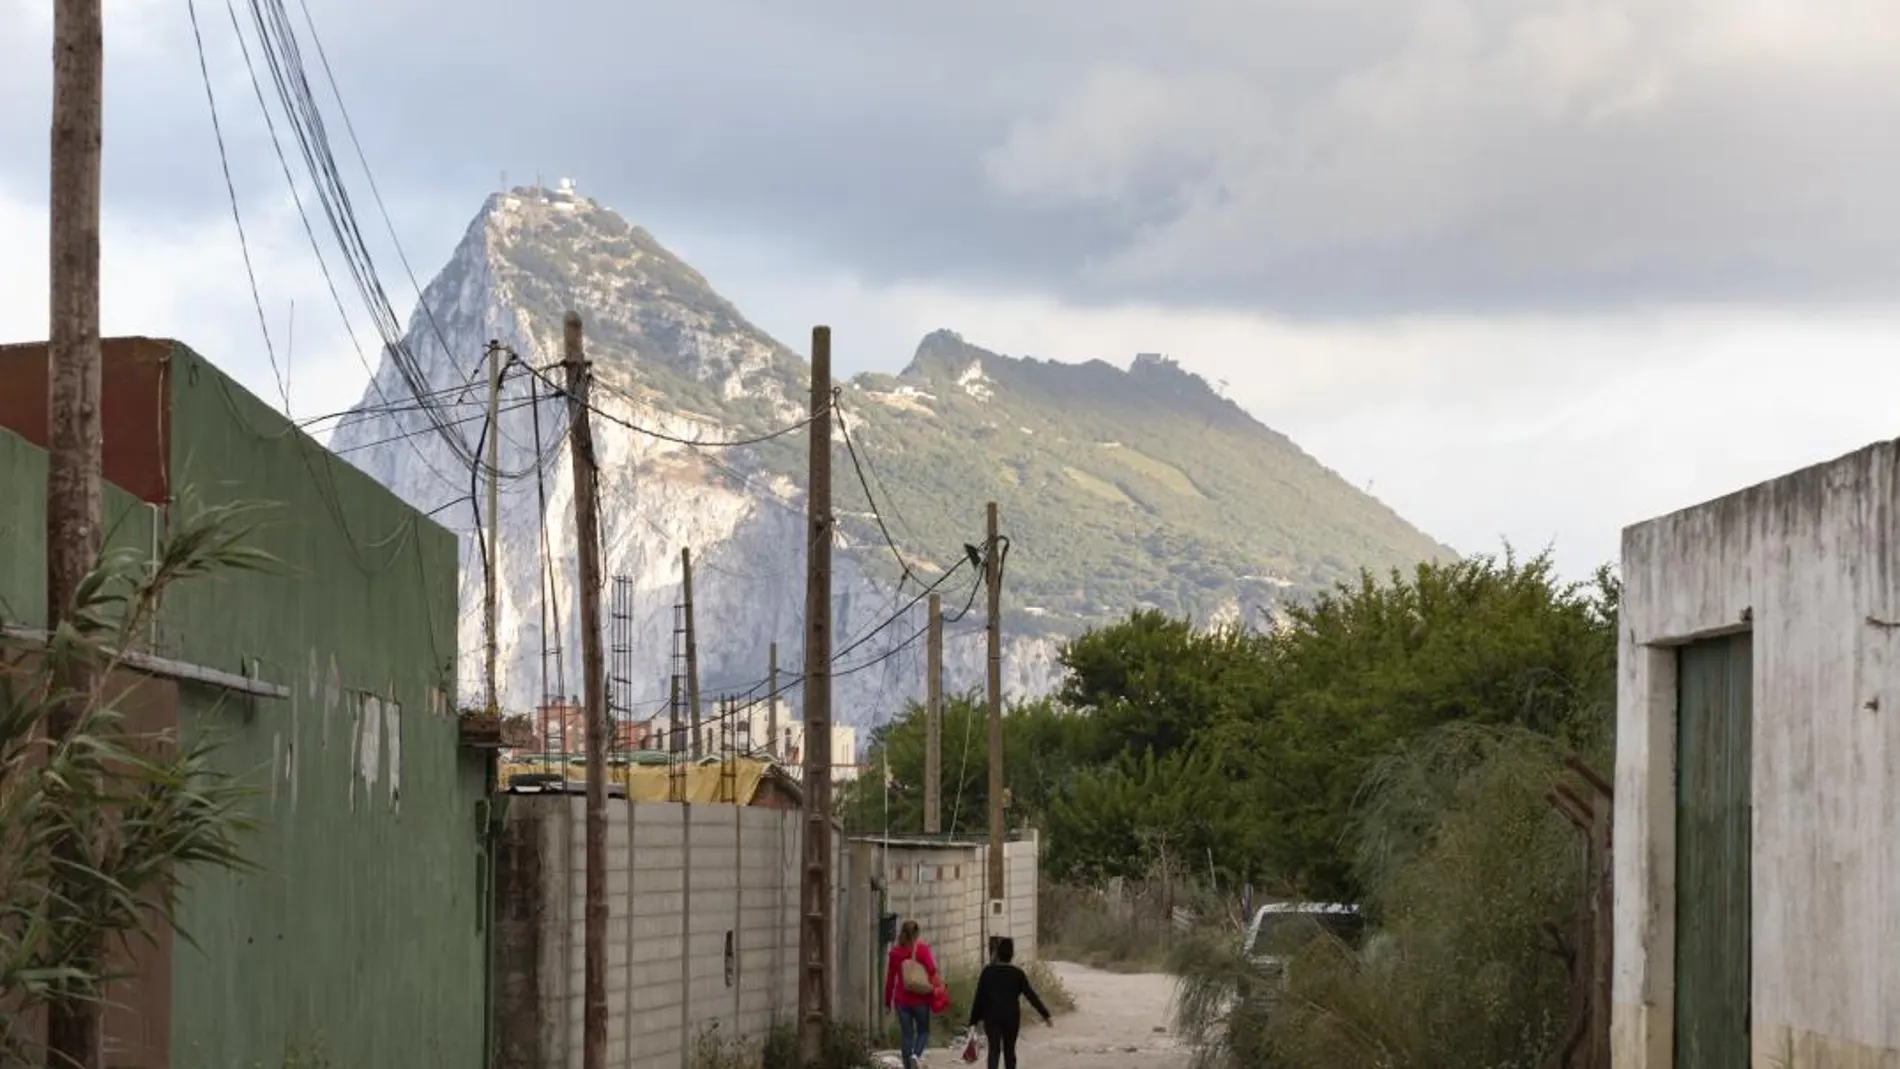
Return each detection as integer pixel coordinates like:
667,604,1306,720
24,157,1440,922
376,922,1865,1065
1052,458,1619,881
884,920,939,1069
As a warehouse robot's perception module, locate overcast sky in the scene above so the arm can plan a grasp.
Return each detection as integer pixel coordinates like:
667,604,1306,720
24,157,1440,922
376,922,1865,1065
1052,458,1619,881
6,0,1900,578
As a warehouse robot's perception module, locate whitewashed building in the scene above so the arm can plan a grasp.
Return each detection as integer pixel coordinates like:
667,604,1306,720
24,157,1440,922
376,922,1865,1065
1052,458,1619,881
1614,439,1900,1068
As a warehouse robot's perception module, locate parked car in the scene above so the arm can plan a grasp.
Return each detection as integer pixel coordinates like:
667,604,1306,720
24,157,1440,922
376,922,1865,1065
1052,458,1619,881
1240,902,1363,985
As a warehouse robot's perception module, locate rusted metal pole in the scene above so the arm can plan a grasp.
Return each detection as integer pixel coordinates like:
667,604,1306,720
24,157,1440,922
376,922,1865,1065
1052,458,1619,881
924,592,942,835
767,641,780,761
797,326,835,1065
562,312,608,1069
45,0,105,1062
683,547,703,759
669,673,684,801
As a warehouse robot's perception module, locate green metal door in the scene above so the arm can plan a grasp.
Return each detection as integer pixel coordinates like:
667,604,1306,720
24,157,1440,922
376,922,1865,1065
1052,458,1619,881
1674,632,1752,1068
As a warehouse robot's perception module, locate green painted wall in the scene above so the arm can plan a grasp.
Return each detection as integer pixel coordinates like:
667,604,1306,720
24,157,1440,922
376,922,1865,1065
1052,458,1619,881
0,427,159,629
0,349,491,1068
157,346,487,1069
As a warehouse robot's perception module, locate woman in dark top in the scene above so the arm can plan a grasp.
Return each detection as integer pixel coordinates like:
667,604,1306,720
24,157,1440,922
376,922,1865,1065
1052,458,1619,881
966,938,1052,1069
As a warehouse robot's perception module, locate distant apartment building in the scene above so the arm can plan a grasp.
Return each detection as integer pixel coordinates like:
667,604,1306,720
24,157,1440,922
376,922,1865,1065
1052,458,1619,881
640,694,859,782
531,697,648,753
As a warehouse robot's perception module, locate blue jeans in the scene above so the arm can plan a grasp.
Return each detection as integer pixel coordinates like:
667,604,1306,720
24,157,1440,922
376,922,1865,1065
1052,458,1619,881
896,1003,930,1063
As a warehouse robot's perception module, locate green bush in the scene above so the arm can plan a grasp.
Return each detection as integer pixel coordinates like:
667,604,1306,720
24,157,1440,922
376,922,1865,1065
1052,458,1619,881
1170,725,1589,1069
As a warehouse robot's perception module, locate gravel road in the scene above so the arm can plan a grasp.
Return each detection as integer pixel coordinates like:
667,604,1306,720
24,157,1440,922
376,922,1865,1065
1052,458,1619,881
895,961,1188,1069
1021,962,1189,1069
877,961,1189,1069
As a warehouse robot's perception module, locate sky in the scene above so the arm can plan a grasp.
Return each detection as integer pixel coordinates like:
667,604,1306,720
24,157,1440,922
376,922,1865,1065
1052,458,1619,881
5,0,1900,578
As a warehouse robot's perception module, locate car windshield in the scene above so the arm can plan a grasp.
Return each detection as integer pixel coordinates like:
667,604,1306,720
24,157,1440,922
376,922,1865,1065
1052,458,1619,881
1247,907,1363,958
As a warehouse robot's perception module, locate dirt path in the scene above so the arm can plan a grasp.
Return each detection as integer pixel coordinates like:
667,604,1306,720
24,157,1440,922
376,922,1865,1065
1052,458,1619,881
1012,961,1188,1069
876,961,1188,1069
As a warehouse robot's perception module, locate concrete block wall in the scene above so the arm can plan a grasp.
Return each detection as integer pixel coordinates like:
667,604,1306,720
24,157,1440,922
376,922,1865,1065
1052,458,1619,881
861,832,1042,982
496,797,835,1069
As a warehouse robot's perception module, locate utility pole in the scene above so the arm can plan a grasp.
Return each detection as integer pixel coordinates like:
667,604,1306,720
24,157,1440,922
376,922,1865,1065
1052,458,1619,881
682,547,703,759
484,340,502,715
797,325,835,1065
45,0,104,1063
984,501,1005,950
767,641,780,762
924,592,943,835
561,312,608,1069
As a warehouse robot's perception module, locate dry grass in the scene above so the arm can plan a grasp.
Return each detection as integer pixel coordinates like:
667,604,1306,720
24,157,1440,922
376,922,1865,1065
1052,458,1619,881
1040,878,1238,973
692,1019,873,1069
1168,725,1588,1069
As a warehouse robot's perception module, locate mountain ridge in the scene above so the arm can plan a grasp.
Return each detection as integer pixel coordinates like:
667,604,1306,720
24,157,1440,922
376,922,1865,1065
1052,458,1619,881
326,182,1452,726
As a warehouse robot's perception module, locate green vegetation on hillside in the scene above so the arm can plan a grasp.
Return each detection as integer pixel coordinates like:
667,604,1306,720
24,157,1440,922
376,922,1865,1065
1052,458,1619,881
483,192,1451,631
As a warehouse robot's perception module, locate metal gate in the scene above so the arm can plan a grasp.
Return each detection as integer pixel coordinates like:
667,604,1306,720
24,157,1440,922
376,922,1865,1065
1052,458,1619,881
1674,632,1752,1067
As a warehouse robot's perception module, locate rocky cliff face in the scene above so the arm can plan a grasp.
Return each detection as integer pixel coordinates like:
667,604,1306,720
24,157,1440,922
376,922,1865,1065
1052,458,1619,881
328,184,1056,732
328,182,1450,737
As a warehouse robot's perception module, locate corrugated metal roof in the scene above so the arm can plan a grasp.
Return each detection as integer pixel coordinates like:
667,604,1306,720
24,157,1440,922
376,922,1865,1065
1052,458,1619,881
501,756,796,805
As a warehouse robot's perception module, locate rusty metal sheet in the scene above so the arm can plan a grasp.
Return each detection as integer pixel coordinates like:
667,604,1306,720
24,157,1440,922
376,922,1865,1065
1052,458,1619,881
0,337,172,504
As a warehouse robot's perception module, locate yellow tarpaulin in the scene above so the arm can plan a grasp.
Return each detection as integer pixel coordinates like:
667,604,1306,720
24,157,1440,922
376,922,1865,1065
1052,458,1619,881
500,757,772,805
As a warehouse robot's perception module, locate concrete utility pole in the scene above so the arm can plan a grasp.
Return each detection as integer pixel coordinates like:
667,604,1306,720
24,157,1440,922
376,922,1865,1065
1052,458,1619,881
484,340,503,715
797,325,835,1065
985,501,1006,945
924,592,943,835
767,641,780,761
682,547,703,759
45,0,105,1062
561,312,608,1069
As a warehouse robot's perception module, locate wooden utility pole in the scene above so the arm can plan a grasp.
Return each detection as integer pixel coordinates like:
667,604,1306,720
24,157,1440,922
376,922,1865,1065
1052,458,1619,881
767,641,780,761
984,501,1005,944
44,0,105,1062
484,340,503,715
797,325,835,1065
562,312,608,1069
924,592,943,835
682,547,703,759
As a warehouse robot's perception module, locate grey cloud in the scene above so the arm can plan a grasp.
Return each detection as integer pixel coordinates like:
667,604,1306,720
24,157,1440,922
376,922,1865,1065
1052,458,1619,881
8,0,1900,318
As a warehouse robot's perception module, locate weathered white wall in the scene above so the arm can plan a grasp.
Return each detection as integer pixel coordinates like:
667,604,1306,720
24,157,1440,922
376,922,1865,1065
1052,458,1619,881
500,796,841,1069
497,804,1042,1068
836,834,1041,1031
874,835,1040,976
1614,440,1900,1068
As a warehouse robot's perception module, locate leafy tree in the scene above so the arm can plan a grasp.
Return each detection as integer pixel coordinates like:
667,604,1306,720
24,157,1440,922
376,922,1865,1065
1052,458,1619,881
842,693,1094,839
0,497,267,1063
1056,610,1268,762
854,551,1617,903
1212,552,1617,897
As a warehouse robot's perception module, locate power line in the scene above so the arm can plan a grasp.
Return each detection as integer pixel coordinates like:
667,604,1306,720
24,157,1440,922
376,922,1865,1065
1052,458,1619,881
188,0,288,415
327,397,538,455
237,0,563,484
290,0,464,390
835,395,916,590
528,365,827,449
218,0,463,492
